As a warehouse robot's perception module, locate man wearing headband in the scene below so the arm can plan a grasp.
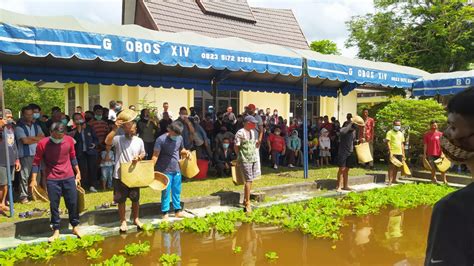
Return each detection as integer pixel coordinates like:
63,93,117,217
425,87,474,265
29,122,81,242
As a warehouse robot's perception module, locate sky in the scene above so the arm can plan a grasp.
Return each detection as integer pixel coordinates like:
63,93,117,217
0,0,375,58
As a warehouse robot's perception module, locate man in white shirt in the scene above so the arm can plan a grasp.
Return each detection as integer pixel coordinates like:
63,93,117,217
159,102,173,120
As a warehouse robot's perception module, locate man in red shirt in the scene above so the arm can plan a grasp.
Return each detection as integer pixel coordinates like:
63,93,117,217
359,109,375,169
89,105,110,150
423,120,446,184
29,122,81,242
267,127,286,169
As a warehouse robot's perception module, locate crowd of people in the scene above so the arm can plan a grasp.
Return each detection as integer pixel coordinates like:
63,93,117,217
0,97,458,241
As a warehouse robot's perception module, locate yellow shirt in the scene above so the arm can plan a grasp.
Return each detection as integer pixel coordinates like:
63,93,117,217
385,130,405,155
311,137,319,147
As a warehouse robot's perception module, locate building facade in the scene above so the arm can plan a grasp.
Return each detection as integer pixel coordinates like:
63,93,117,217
63,0,357,121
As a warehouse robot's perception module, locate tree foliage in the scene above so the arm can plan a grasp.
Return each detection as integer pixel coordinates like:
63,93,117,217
310,39,341,55
3,80,64,118
346,0,474,72
374,98,447,160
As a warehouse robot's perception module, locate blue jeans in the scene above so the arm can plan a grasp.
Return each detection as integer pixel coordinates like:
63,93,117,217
161,172,182,214
100,166,114,188
46,177,79,230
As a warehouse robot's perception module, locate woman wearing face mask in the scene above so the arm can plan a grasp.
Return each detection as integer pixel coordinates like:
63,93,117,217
267,127,286,169
385,120,405,185
425,87,474,265
152,122,191,219
286,130,301,168
137,109,159,160
70,113,99,192
30,122,82,242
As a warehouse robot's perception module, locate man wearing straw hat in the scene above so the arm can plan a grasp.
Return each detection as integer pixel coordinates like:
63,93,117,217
29,122,82,242
385,119,405,185
105,109,146,232
425,87,474,265
152,121,191,220
336,115,365,192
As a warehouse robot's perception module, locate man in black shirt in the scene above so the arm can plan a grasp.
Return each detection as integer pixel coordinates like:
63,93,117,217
425,87,474,265
336,115,365,192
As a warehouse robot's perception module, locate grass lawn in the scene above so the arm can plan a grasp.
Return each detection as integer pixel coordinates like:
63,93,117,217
1,165,385,223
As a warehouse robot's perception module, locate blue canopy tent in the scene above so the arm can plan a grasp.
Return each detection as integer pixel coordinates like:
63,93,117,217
0,9,428,217
412,70,473,97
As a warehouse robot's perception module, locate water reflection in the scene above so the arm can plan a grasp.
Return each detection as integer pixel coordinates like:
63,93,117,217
25,206,433,266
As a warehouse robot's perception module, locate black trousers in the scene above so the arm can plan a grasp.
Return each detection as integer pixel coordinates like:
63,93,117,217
47,177,79,230
77,152,98,188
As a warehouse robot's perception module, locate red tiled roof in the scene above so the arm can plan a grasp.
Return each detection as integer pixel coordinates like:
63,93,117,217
141,0,309,50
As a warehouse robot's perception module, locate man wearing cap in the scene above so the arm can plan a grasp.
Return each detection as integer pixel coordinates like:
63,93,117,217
385,119,405,185
152,122,191,220
29,122,81,242
336,116,365,192
245,104,264,177
235,116,260,213
105,109,146,232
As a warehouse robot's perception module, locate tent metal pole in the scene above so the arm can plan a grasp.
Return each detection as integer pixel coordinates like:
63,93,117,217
212,78,217,122
0,65,14,217
302,58,309,179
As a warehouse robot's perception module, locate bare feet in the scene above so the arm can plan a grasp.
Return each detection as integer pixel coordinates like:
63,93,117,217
72,226,82,239
175,211,186,218
162,213,169,220
48,230,60,243
0,205,9,212
119,221,128,233
336,187,343,193
244,203,252,213
341,187,354,191
134,219,143,230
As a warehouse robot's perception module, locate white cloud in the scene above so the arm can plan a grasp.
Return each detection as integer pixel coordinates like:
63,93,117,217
248,0,374,58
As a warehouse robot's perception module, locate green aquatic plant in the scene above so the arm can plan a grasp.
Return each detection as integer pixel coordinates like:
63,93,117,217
92,254,132,266
86,248,103,260
141,223,155,232
233,246,242,254
120,241,151,256
265,251,279,261
159,253,181,266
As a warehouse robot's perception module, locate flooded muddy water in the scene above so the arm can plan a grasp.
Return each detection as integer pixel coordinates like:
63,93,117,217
21,206,433,266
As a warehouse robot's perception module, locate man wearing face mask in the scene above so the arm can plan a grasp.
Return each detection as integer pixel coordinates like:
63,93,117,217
30,122,81,242
105,110,146,232
152,122,191,219
29,104,47,135
0,109,20,213
385,120,405,185
16,106,44,204
214,138,235,177
215,126,234,150
235,116,260,213
245,104,263,176
70,113,99,192
89,105,110,151
425,87,474,266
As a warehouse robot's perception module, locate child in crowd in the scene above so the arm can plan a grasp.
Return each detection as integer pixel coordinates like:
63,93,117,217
319,128,331,166
309,133,320,167
100,149,115,190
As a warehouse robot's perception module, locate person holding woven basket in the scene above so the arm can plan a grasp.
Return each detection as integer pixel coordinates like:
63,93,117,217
385,119,405,186
425,87,474,265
